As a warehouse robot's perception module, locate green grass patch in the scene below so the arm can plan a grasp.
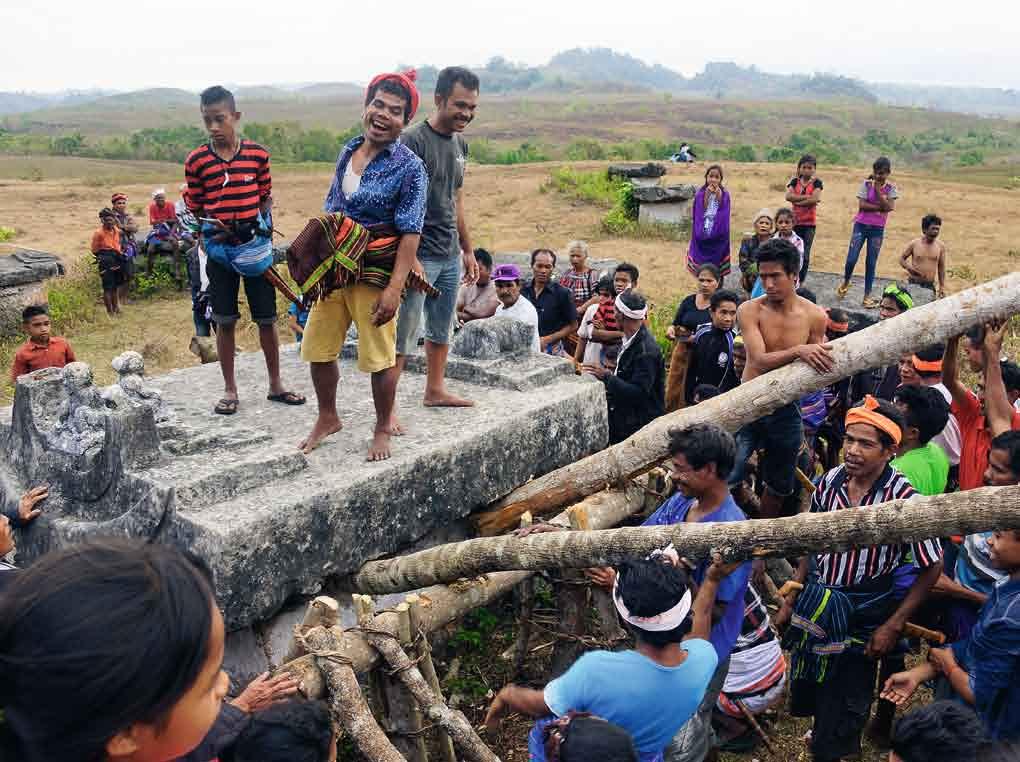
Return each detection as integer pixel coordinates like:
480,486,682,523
545,166,629,206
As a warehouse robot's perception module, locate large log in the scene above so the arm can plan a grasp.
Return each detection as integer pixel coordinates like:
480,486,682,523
278,486,646,692
475,273,1020,535
348,485,1020,593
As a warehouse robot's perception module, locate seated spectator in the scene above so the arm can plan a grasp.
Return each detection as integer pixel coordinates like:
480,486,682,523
91,208,125,315
683,289,738,406
0,538,229,761
889,701,987,762
225,699,335,762
149,187,178,226
484,554,736,761
0,485,47,591
531,713,638,762
665,263,721,412
575,273,616,376
891,384,952,495
523,248,578,355
456,248,499,325
882,525,1020,742
10,305,76,382
493,263,540,352
897,344,962,469
583,290,664,444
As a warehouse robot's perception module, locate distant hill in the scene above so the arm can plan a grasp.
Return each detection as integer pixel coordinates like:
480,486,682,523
295,82,363,98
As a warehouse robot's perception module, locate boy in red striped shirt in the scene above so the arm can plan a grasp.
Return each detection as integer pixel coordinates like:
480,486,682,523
184,86,304,415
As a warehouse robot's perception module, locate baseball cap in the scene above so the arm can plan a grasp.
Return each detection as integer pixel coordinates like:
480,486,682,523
492,263,521,282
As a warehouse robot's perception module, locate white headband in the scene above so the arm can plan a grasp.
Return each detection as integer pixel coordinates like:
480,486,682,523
613,576,693,632
152,187,166,198
615,294,648,320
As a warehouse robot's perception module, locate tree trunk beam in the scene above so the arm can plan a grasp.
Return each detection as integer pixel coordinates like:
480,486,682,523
476,274,1020,533
407,594,457,762
348,485,1020,593
284,595,341,664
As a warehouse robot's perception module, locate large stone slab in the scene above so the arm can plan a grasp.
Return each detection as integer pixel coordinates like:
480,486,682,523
7,342,608,630
0,249,65,337
803,270,935,331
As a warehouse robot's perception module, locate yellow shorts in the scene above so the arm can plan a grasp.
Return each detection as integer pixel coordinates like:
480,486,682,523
299,284,396,373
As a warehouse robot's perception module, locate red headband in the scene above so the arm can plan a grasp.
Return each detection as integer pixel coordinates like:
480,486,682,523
845,395,902,445
367,69,419,121
827,317,849,333
111,193,127,204
912,355,943,373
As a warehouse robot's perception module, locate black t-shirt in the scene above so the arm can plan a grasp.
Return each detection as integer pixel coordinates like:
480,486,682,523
522,281,578,336
672,294,711,331
401,121,467,259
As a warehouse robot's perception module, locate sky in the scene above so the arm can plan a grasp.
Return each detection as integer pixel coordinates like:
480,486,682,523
2,0,1019,92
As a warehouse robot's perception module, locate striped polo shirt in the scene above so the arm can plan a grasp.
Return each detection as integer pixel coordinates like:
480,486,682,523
184,139,271,223
811,464,942,588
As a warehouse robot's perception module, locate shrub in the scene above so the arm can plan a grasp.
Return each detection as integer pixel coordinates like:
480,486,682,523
958,150,985,166
724,144,756,163
0,226,16,243
546,167,627,206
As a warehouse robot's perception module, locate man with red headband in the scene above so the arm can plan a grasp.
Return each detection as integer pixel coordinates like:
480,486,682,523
299,71,427,460
778,396,943,762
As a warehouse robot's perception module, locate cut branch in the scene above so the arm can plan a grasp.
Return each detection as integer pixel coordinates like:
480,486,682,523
349,485,1020,593
476,274,1020,534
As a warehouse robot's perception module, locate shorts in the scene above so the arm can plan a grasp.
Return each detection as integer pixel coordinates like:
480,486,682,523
665,656,729,762
205,255,277,326
790,651,877,761
907,275,937,295
96,251,126,291
395,255,461,354
728,402,803,496
300,284,396,373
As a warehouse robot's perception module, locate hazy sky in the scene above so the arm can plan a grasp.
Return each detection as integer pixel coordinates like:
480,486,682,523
3,0,1018,92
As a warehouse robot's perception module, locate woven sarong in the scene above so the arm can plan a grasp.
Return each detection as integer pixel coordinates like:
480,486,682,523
287,213,437,305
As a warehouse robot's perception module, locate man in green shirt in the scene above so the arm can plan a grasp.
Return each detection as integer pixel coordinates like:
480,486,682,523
891,384,951,495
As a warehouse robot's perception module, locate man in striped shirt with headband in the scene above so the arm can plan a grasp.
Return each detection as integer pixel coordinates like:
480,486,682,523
778,396,943,762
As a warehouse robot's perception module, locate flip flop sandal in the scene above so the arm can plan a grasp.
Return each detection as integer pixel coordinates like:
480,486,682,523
267,391,307,406
214,398,239,415
836,282,850,298
862,296,881,309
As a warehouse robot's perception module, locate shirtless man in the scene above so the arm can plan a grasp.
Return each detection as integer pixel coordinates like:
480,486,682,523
899,213,946,298
728,238,833,519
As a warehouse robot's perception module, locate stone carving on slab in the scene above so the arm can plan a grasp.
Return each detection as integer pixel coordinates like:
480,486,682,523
103,350,173,423
607,162,667,182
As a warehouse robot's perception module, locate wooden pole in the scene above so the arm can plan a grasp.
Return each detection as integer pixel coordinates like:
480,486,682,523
284,595,341,664
474,273,1020,534
407,594,457,762
550,507,591,676
347,485,1020,593
383,603,428,761
510,512,536,680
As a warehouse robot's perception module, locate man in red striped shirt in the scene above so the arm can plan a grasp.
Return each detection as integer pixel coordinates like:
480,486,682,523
184,86,304,415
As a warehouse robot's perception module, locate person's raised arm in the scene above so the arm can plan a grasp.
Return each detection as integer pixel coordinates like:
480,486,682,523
982,320,1014,437
942,335,970,409
684,555,739,642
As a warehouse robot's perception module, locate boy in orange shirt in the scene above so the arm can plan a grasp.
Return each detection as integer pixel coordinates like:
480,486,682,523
10,304,76,382
91,208,124,315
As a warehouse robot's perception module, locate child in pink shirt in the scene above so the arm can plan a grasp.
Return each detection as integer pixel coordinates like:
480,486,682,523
838,156,898,308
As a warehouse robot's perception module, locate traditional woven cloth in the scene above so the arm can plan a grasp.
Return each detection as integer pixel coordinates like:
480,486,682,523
286,213,437,305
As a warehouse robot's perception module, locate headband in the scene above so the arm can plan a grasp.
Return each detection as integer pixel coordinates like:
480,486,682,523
827,316,849,334
845,395,902,445
753,207,774,225
613,577,692,632
615,293,648,320
111,192,127,204
912,355,943,373
367,69,420,120
883,284,914,311
151,187,166,199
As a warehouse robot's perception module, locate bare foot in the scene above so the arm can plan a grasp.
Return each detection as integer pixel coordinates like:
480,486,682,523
367,428,392,461
423,389,475,407
298,415,343,453
386,414,405,436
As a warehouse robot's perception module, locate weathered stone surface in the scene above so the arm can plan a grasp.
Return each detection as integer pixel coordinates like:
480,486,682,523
607,162,667,180
804,270,935,330
451,316,535,359
8,341,608,631
0,249,65,338
631,184,698,203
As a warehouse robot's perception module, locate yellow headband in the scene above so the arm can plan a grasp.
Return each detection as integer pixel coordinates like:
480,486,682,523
845,395,902,445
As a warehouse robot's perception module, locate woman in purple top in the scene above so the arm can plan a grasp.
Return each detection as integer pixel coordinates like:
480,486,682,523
687,165,731,284
838,156,899,308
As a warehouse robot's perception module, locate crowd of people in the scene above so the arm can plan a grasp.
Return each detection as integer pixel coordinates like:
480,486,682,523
1,62,1017,762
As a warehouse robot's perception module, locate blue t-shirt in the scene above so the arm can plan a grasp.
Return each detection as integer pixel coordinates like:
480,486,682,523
643,492,751,662
543,644,718,756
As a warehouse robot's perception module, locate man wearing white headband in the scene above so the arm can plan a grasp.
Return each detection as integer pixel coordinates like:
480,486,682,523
583,289,664,444
484,554,738,760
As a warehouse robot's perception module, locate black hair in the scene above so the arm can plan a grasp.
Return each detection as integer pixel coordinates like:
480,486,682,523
873,156,892,174
894,384,950,445
703,164,724,187
797,154,817,169
890,701,986,762
618,289,647,315
692,384,720,403
559,716,638,762
21,304,48,322
774,206,795,222
696,262,721,283
1001,360,1020,394
366,79,414,124
797,287,817,304
828,307,850,324
597,272,615,294
615,558,693,647
0,539,218,762
755,237,800,276
990,431,1020,480
849,397,906,448
710,289,739,311
99,207,117,220
922,213,943,231
435,66,480,98
473,248,492,269
228,700,333,762
200,85,236,112
531,247,556,266
667,422,736,476
614,262,640,285
979,741,1020,761
913,343,946,378
965,324,985,346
